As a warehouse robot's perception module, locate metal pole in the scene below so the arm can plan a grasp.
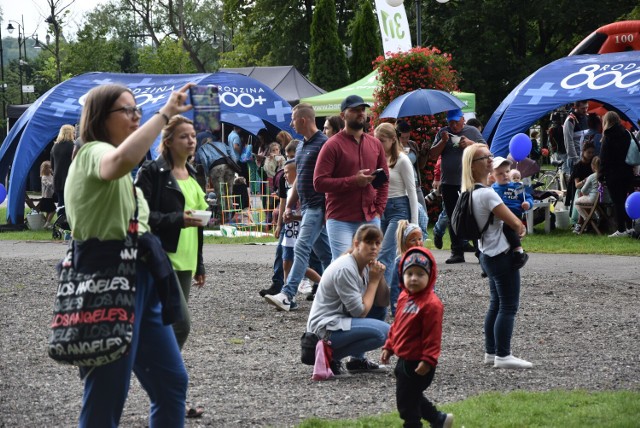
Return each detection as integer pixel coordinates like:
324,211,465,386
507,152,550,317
0,23,6,130
416,0,422,47
18,30,24,104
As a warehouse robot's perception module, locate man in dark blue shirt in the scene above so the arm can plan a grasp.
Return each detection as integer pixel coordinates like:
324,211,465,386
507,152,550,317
265,103,333,312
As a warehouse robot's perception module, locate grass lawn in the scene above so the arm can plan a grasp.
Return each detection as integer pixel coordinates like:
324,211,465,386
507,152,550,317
298,390,640,427
1,206,638,255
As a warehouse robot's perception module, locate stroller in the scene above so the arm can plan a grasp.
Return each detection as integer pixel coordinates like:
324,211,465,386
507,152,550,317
52,205,70,240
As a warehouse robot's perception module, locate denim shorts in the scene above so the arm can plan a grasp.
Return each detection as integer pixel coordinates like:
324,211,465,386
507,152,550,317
282,245,294,261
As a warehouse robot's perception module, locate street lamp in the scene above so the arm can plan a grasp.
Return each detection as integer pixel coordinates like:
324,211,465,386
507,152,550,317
6,16,29,104
33,34,62,84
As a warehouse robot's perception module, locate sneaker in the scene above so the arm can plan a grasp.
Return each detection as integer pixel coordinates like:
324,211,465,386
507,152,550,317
494,355,533,369
345,358,388,373
484,353,496,365
264,292,297,312
298,278,314,295
432,412,454,428
305,283,318,301
330,359,346,376
445,254,465,264
258,283,282,298
434,234,443,250
608,230,629,238
512,251,529,270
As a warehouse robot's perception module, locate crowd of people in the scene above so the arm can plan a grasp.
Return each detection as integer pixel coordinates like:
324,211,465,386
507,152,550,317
42,84,638,428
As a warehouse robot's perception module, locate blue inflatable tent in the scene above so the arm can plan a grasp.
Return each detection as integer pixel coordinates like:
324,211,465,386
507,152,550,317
484,51,640,155
0,72,295,224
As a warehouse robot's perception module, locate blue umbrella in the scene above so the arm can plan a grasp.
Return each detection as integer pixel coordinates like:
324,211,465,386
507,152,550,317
379,89,467,119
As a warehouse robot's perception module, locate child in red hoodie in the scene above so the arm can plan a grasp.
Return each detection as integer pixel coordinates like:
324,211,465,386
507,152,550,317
381,247,453,428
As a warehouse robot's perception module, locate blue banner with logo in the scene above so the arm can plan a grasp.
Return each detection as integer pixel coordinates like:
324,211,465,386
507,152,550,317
484,51,640,155
0,72,294,224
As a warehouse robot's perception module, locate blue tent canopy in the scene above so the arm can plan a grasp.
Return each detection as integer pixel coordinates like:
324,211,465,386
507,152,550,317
0,72,295,224
484,51,640,155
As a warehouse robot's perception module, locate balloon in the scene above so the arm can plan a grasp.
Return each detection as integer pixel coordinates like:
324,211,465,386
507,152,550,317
509,133,532,162
386,0,404,6
436,0,450,3
0,184,6,205
625,191,640,220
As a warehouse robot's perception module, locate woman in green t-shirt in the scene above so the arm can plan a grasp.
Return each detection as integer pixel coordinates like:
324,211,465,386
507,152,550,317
65,83,193,427
135,115,208,418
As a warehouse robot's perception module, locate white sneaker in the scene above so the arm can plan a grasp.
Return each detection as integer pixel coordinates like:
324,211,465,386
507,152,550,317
442,413,454,428
494,355,533,369
608,230,629,238
264,292,296,312
298,278,314,295
484,353,496,365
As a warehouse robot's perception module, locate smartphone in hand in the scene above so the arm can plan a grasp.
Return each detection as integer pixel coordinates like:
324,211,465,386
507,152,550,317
189,86,221,133
371,168,387,189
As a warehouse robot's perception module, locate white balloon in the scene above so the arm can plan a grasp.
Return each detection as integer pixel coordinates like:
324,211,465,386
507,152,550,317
436,0,450,3
386,0,404,6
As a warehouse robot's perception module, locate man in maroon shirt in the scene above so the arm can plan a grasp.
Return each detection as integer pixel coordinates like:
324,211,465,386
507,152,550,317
314,95,389,260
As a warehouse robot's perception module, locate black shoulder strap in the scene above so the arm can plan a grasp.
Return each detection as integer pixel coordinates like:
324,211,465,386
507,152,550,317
208,141,230,160
470,185,494,236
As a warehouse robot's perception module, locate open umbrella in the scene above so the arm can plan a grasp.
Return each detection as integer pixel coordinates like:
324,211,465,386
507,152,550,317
379,89,467,119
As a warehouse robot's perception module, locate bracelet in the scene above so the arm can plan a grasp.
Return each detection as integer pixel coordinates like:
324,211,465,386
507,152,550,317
154,111,170,125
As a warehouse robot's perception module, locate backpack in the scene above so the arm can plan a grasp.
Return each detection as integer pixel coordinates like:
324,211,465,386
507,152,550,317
451,185,493,240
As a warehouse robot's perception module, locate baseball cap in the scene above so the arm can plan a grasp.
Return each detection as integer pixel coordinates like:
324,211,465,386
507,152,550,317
492,156,512,169
446,109,463,122
341,95,370,112
402,249,432,275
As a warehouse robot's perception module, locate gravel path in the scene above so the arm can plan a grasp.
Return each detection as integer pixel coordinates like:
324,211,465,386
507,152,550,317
0,241,638,427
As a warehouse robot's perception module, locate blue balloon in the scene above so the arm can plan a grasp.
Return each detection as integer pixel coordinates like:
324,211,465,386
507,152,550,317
0,184,6,205
625,191,640,220
509,133,532,162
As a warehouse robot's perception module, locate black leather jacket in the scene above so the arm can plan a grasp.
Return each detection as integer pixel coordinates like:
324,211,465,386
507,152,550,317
135,155,205,276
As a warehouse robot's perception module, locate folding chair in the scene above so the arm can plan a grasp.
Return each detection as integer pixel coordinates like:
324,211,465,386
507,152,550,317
577,198,605,235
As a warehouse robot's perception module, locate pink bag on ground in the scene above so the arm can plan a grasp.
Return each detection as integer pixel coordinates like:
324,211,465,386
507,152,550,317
311,340,334,381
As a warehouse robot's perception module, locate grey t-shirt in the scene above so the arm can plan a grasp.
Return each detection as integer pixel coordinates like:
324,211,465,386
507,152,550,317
434,125,486,186
306,254,368,338
472,186,509,256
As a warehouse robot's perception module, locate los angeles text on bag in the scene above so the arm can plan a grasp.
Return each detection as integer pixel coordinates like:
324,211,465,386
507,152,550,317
48,234,138,367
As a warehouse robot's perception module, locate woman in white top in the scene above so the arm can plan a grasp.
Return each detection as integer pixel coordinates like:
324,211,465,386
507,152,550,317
461,143,532,370
374,123,419,306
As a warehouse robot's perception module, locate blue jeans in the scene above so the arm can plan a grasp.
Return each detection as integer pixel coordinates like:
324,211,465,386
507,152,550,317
479,251,521,358
79,264,188,428
281,206,332,299
433,204,448,238
326,217,381,261
271,229,284,287
380,196,410,285
328,313,390,361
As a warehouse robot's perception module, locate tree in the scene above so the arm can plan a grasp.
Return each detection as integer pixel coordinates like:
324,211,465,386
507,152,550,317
309,0,349,90
418,0,639,120
138,38,197,74
349,0,382,80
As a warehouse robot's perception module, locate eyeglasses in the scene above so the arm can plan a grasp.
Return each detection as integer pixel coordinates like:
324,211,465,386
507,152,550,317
472,155,494,162
110,105,143,118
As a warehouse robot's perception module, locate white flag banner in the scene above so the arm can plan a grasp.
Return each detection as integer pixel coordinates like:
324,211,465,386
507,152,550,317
375,0,413,57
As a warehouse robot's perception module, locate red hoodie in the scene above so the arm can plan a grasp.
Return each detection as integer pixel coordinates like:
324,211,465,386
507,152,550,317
383,247,443,367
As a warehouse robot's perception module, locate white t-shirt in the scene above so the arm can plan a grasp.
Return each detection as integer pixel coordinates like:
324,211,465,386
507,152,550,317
387,152,419,224
282,188,300,248
471,186,510,256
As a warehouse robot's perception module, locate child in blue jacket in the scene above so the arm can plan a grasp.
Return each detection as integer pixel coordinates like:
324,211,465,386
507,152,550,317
491,157,532,269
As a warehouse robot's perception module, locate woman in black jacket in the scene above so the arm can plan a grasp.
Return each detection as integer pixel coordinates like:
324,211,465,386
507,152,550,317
599,111,634,237
135,115,207,418
50,124,75,207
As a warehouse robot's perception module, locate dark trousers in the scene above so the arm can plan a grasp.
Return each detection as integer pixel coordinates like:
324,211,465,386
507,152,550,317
503,224,522,249
395,359,441,428
608,179,633,233
441,184,464,257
